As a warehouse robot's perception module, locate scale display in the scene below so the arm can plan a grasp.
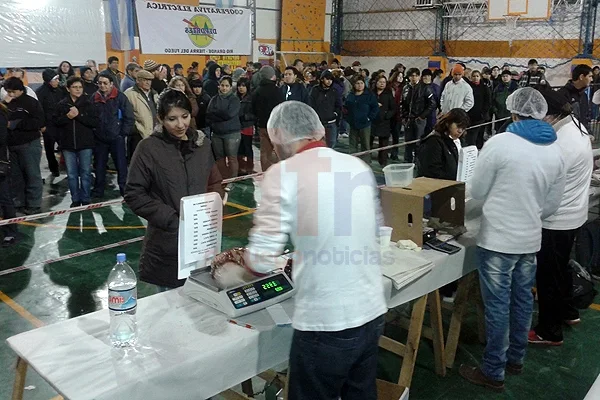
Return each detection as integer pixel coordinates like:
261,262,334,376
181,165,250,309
226,276,293,309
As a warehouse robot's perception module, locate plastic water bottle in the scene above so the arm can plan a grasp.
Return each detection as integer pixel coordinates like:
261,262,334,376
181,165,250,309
108,253,138,347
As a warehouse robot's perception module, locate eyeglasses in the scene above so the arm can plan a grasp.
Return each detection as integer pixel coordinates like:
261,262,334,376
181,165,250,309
98,81,111,86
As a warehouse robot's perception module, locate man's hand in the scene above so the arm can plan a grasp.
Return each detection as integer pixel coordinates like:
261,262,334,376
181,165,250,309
67,106,79,119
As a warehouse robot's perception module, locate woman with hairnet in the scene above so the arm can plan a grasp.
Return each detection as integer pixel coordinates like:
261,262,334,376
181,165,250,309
460,87,566,392
244,101,387,400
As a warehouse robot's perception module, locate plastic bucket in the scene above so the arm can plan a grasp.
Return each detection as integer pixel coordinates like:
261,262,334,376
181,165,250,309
383,163,415,187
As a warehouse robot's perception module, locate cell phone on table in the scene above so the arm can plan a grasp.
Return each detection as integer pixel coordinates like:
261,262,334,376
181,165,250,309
425,238,461,255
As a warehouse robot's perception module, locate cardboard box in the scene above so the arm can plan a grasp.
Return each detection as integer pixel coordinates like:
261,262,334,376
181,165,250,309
377,379,409,400
380,178,465,247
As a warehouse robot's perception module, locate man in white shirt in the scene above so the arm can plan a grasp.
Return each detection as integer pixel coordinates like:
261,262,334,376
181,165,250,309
460,88,566,392
245,101,387,400
440,64,474,114
528,89,593,346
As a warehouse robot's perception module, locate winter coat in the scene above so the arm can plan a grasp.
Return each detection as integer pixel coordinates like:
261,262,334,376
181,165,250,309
124,85,159,139
417,132,458,181
280,82,309,103
124,127,223,288
203,63,221,98
402,82,436,120
332,79,344,104
120,75,136,93
206,90,241,136
105,69,122,89
440,79,474,114
344,90,380,130
82,80,97,98
4,94,45,147
427,83,442,129
251,80,284,128
518,70,547,88
151,78,167,95
309,84,342,124
558,81,591,129
91,87,135,143
492,80,518,119
54,95,98,151
35,83,66,129
391,80,405,122
0,109,8,168
468,81,491,123
238,93,256,129
371,89,395,138
195,92,212,129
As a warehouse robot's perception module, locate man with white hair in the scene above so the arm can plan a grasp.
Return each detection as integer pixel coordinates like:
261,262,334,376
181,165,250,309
245,101,387,400
460,87,566,392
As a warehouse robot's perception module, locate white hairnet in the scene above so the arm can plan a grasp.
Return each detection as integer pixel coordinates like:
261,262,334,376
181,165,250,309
267,101,325,145
506,87,548,120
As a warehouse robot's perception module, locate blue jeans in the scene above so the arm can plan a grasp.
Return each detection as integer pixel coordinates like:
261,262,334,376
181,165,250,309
288,315,385,400
63,149,93,204
324,122,338,149
477,247,537,381
9,138,43,209
93,136,128,197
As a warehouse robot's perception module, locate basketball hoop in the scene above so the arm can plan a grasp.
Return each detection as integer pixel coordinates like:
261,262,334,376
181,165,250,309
503,15,520,29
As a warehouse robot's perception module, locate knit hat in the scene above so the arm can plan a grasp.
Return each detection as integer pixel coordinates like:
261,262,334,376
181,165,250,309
259,65,276,80
136,70,154,80
452,64,465,74
232,67,246,82
79,66,92,76
42,68,59,83
143,59,159,72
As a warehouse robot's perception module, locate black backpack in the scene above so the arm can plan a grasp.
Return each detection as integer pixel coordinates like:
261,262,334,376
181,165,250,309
570,260,598,309
574,219,600,276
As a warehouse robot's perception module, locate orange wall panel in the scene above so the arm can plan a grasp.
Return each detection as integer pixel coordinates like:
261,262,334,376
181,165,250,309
280,0,327,52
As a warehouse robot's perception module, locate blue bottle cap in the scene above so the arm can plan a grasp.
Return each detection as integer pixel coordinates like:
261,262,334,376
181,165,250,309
116,253,127,263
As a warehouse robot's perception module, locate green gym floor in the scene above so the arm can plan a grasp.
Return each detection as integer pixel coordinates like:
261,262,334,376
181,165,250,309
1,137,600,400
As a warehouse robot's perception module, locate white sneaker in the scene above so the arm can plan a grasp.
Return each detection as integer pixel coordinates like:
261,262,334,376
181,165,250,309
340,133,349,138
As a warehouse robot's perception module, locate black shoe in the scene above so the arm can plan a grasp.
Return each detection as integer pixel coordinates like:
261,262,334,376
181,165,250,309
23,207,41,215
70,202,82,208
505,363,523,375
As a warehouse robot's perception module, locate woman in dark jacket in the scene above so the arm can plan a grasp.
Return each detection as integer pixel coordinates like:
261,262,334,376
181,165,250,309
57,61,75,88
125,89,223,291
370,76,395,167
203,63,222,98
344,76,379,164
236,77,255,175
54,77,98,207
466,70,491,149
206,76,242,179
189,79,212,133
417,108,470,181
0,103,18,246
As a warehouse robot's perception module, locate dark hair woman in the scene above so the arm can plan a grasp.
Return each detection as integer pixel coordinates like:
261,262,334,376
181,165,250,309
370,76,395,167
236,77,256,175
57,61,75,88
168,76,198,129
417,108,470,180
125,89,223,291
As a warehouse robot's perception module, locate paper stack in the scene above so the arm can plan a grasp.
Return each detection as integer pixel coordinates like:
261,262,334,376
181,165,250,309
380,246,434,290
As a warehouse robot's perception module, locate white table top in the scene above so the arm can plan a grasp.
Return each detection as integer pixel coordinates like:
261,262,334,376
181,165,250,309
7,201,484,400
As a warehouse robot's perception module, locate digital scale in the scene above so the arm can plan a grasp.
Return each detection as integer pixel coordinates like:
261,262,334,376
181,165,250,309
183,265,296,318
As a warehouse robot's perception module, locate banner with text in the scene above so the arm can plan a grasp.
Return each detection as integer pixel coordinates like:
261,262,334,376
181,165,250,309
135,1,251,55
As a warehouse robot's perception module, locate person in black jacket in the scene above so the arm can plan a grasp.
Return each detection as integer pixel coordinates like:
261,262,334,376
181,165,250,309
466,70,491,149
370,76,395,167
54,76,99,207
280,66,308,103
417,108,470,181
557,64,593,130
251,66,284,172
206,76,241,180
402,68,436,163
91,72,134,198
36,68,66,180
203,63,222,98
80,66,97,98
3,77,45,214
190,79,212,135
0,103,18,246
236,77,256,175
308,70,342,148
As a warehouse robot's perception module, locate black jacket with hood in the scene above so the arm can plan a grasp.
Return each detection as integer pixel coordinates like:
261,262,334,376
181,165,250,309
371,88,396,138
280,82,309,103
402,81,436,120
468,81,491,123
251,79,285,128
35,69,67,129
4,92,45,147
417,131,458,181
124,127,223,288
203,63,221,98
309,82,342,124
54,95,98,151
195,91,212,129
557,81,590,128
238,93,256,129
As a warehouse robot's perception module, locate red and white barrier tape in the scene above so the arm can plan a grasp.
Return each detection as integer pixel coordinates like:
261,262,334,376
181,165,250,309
0,236,144,277
0,117,510,227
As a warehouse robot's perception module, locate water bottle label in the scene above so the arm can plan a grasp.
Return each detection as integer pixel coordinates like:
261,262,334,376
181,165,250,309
108,287,137,312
